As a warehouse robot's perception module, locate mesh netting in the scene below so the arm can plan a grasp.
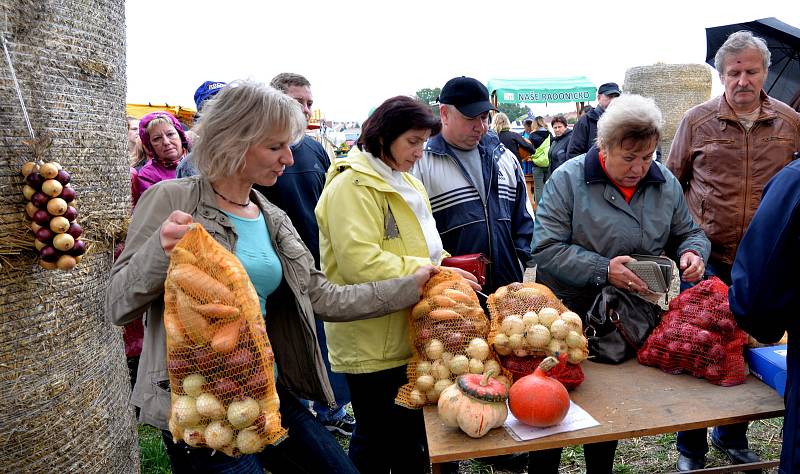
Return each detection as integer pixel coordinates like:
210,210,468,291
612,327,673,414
487,282,587,389
637,277,748,386
164,224,286,456
396,269,507,408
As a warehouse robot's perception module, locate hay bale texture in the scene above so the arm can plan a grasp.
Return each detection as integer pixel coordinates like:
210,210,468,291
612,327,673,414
623,63,712,159
0,1,138,472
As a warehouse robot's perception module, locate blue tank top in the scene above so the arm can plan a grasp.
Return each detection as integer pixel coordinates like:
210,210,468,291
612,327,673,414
223,211,283,316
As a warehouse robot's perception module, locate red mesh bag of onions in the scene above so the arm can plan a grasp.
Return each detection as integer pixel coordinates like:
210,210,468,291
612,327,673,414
637,277,749,386
164,224,286,456
396,269,509,408
487,282,587,389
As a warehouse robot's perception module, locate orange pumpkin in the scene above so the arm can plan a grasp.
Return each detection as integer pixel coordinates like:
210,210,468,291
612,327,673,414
508,356,570,427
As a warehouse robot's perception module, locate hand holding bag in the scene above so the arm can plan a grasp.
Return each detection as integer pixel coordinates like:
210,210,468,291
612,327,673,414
584,286,663,364
441,253,489,286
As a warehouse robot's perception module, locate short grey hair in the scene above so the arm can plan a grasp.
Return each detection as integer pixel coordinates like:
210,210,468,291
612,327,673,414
270,72,311,93
491,112,511,133
714,30,771,75
596,94,662,150
192,80,306,180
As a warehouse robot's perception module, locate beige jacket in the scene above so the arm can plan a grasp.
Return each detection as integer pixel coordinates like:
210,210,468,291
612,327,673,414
667,92,800,265
105,176,421,430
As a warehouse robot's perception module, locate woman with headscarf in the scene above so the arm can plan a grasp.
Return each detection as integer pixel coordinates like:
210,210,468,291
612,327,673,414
135,111,190,204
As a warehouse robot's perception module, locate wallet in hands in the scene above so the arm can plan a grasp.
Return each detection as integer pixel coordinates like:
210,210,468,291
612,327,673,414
623,254,673,293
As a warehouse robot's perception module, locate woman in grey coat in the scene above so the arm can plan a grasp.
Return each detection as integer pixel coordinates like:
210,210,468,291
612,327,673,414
529,94,710,474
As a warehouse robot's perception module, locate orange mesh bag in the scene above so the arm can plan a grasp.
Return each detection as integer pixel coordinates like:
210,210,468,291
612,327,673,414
487,282,588,389
164,224,286,456
637,277,749,386
396,269,508,408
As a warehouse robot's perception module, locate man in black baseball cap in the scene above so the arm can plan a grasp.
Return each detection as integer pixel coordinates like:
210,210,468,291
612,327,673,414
438,76,497,118
566,81,622,158
412,75,534,292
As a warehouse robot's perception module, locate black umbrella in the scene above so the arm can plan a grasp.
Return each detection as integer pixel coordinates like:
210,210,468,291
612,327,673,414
706,17,800,109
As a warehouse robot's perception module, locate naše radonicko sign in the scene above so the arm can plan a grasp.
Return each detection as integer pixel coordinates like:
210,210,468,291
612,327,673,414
506,90,593,103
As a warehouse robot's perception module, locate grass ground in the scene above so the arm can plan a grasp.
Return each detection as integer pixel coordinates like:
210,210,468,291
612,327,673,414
138,414,783,473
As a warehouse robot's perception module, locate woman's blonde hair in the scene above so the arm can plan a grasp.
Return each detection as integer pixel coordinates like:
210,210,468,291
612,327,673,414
596,94,662,151
192,80,306,180
491,112,511,133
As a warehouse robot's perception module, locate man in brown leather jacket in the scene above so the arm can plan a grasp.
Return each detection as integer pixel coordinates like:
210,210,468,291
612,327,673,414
667,30,800,472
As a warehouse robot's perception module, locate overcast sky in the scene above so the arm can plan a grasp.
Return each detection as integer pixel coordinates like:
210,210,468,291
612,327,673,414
125,0,799,122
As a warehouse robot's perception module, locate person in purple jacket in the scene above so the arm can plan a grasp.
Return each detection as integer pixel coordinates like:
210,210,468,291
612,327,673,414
135,111,190,205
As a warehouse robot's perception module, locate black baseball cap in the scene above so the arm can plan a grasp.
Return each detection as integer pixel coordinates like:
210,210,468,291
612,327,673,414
598,82,621,97
438,76,497,118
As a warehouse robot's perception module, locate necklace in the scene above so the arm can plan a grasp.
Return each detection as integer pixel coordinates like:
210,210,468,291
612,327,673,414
211,185,251,207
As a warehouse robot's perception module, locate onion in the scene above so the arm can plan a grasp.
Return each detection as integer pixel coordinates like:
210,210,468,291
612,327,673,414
182,373,206,397
224,348,254,376
183,425,207,447
33,209,51,225
211,377,240,398
39,245,59,263
425,388,441,403
538,308,560,328
59,186,76,202
196,393,226,420
501,315,525,336
34,239,47,251
494,343,512,356
448,354,469,375
21,161,39,177
49,216,70,233
26,172,44,189
431,359,451,380
62,206,78,222
547,338,567,356
549,319,569,339
468,358,484,374
525,324,551,349
568,347,588,364
56,254,77,271
415,374,435,392
425,339,444,360
444,331,465,351
227,397,261,429
560,312,583,332
522,311,539,327
22,184,36,200
55,169,71,185
39,162,60,179
236,428,264,454
67,222,83,239
513,348,529,357
565,331,587,349
173,395,201,427
31,192,50,208
41,179,63,197
244,371,270,399
465,338,490,361
483,359,501,376
416,360,432,376
409,389,427,406
35,227,54,243
204,420,234,450
46,197,68,216
508,333,524,350
68,239,86,256
39,260,57,270
53,233,75,251
259,393,281,413
167,353,194,379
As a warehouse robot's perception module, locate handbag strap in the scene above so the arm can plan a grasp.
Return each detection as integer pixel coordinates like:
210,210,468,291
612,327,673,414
607,308,642,351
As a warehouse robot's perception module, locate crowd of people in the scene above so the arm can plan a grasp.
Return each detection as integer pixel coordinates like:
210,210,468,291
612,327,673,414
108,29,799,474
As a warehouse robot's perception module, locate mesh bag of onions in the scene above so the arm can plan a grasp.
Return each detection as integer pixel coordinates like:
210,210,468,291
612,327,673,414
396,269,508,408
164,224,286,456
637,277,748,386
487,283,587,390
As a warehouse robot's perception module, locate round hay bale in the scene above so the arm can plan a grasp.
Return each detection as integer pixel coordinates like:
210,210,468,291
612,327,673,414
623,63,712,159
0,1,138,472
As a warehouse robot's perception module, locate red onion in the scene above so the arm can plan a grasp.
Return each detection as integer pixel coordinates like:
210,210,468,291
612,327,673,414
26,172,44,189
55,169,71,185
32,209,51,225
59,186,76,202
63,206,78,222
39,245,59,262
35,227,55,243
31,192,50,208
67,222,83,239
68,239,86,256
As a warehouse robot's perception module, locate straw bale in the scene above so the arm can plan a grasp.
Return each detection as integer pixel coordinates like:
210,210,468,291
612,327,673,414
623,63,712,159
0,1,138,472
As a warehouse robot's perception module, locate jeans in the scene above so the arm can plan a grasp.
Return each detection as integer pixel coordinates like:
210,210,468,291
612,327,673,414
308,318,351,423
345,365,428,474
162,383,358,474
676,259,749,457
527,440,618,474
531,165,550,208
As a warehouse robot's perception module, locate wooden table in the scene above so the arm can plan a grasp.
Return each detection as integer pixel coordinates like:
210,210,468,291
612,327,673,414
424,360,785,473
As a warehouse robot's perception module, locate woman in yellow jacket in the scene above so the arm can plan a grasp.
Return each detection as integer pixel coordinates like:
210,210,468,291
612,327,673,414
316,96,479,473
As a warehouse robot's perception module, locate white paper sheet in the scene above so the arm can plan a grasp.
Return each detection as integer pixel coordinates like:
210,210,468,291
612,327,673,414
503,401,600,441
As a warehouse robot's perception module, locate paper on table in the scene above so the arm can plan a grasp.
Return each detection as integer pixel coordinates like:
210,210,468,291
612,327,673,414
503,401,600,441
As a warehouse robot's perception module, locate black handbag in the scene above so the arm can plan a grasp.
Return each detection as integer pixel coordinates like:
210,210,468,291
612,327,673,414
584,286,663,364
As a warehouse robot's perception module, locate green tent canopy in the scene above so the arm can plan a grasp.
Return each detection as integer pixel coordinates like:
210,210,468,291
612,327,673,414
487,77,597,104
